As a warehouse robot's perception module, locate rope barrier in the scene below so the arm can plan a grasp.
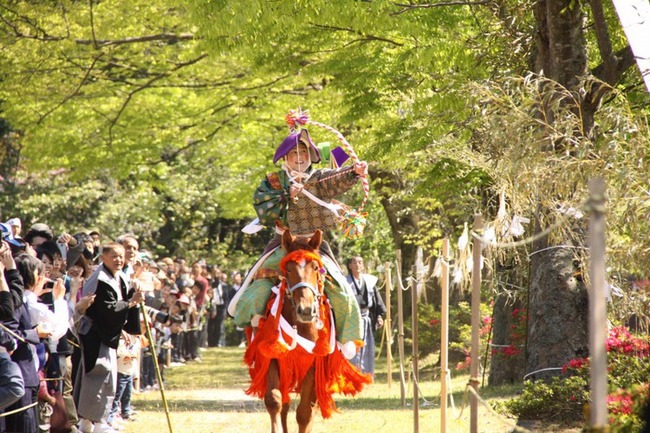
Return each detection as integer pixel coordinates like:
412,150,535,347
455,376,533,433
498,281,528,291
489,343,525,348
0,402,38,418
41,376,64,382
528,245,588,257
470,207,575,249
464,384,533,433
522,367,563,381
410,370,434,406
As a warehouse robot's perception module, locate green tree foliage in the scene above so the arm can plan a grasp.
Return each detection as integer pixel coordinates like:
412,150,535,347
2,0,650,314
0,0,378,265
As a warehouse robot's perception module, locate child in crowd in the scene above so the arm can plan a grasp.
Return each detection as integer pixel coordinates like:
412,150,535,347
108,331,140,427
230,110,368,354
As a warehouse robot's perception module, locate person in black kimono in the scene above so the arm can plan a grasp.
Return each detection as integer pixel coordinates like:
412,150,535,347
346,256,387,377
74,243,142,433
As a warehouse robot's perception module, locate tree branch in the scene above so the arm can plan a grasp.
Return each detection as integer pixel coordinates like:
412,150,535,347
88,0,99,49
588,0,617,85
37,53,105,124
0,4,65,41
146,108,237,166
232,74,292,91
591,46,635,85
391,0,491,15
75,33,197,47
107,54,208,143
310,23,404,47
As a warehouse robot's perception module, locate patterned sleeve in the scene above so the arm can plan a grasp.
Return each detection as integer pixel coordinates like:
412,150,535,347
310,165,359,200
253,172,290,227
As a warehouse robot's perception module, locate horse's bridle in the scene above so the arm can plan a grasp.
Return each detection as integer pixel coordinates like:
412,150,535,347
287,281,321,298
283,263,323,324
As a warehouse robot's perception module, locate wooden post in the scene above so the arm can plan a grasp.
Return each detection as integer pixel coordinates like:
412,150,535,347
589,178,608,431
385,262,393,388
411,264,419,433
440,238,450,433
396,250,407,407
470,214,483,433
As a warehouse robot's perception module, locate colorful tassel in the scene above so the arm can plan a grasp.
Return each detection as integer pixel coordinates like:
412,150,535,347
339,209,368,239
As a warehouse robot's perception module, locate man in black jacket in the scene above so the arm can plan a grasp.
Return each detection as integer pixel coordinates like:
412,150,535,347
74,243,142,433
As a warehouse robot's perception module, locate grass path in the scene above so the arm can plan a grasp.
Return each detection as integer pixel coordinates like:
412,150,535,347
123,347,577,433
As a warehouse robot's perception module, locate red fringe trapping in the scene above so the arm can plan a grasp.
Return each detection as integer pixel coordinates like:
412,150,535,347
243,281,371,418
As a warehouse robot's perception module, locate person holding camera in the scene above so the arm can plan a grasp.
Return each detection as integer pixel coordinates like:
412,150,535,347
0,240,26,415
1,250,52,433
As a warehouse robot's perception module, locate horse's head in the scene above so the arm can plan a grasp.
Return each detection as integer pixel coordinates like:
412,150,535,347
280,230,324,324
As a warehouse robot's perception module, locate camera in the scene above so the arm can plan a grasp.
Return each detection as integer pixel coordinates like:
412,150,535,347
143,306,170,324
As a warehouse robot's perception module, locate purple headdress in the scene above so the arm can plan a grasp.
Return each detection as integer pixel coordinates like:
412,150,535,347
273,109,321,164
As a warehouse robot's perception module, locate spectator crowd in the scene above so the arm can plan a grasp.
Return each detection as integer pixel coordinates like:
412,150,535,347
0,217,245,433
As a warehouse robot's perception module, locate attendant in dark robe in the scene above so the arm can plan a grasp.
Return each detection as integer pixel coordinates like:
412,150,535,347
346,256,386,377
74,243,142,433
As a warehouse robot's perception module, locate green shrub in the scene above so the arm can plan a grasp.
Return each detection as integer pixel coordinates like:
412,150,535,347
499,326,650,431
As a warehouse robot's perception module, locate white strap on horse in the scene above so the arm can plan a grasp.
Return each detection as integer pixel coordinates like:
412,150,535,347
256,284,336,355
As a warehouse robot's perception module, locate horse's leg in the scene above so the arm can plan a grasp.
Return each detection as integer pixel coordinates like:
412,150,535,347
281,402,290,433
265,359,283,433
295,366,317,433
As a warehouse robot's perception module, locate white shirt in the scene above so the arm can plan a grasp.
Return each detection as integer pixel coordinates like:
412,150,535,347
24,290,70,342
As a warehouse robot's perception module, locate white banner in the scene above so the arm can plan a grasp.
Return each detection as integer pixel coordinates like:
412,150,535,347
612,0,650,93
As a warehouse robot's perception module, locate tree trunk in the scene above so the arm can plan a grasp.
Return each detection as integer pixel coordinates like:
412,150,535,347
371,168,419,320
489,264,526,385
525,0,591,380
527,243,589,380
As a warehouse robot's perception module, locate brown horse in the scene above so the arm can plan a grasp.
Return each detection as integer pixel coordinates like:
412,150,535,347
243,229,370,433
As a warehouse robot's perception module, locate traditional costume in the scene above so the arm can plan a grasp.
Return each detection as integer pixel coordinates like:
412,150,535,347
346,272,386,375
229,110,369,351
73,264,140,425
